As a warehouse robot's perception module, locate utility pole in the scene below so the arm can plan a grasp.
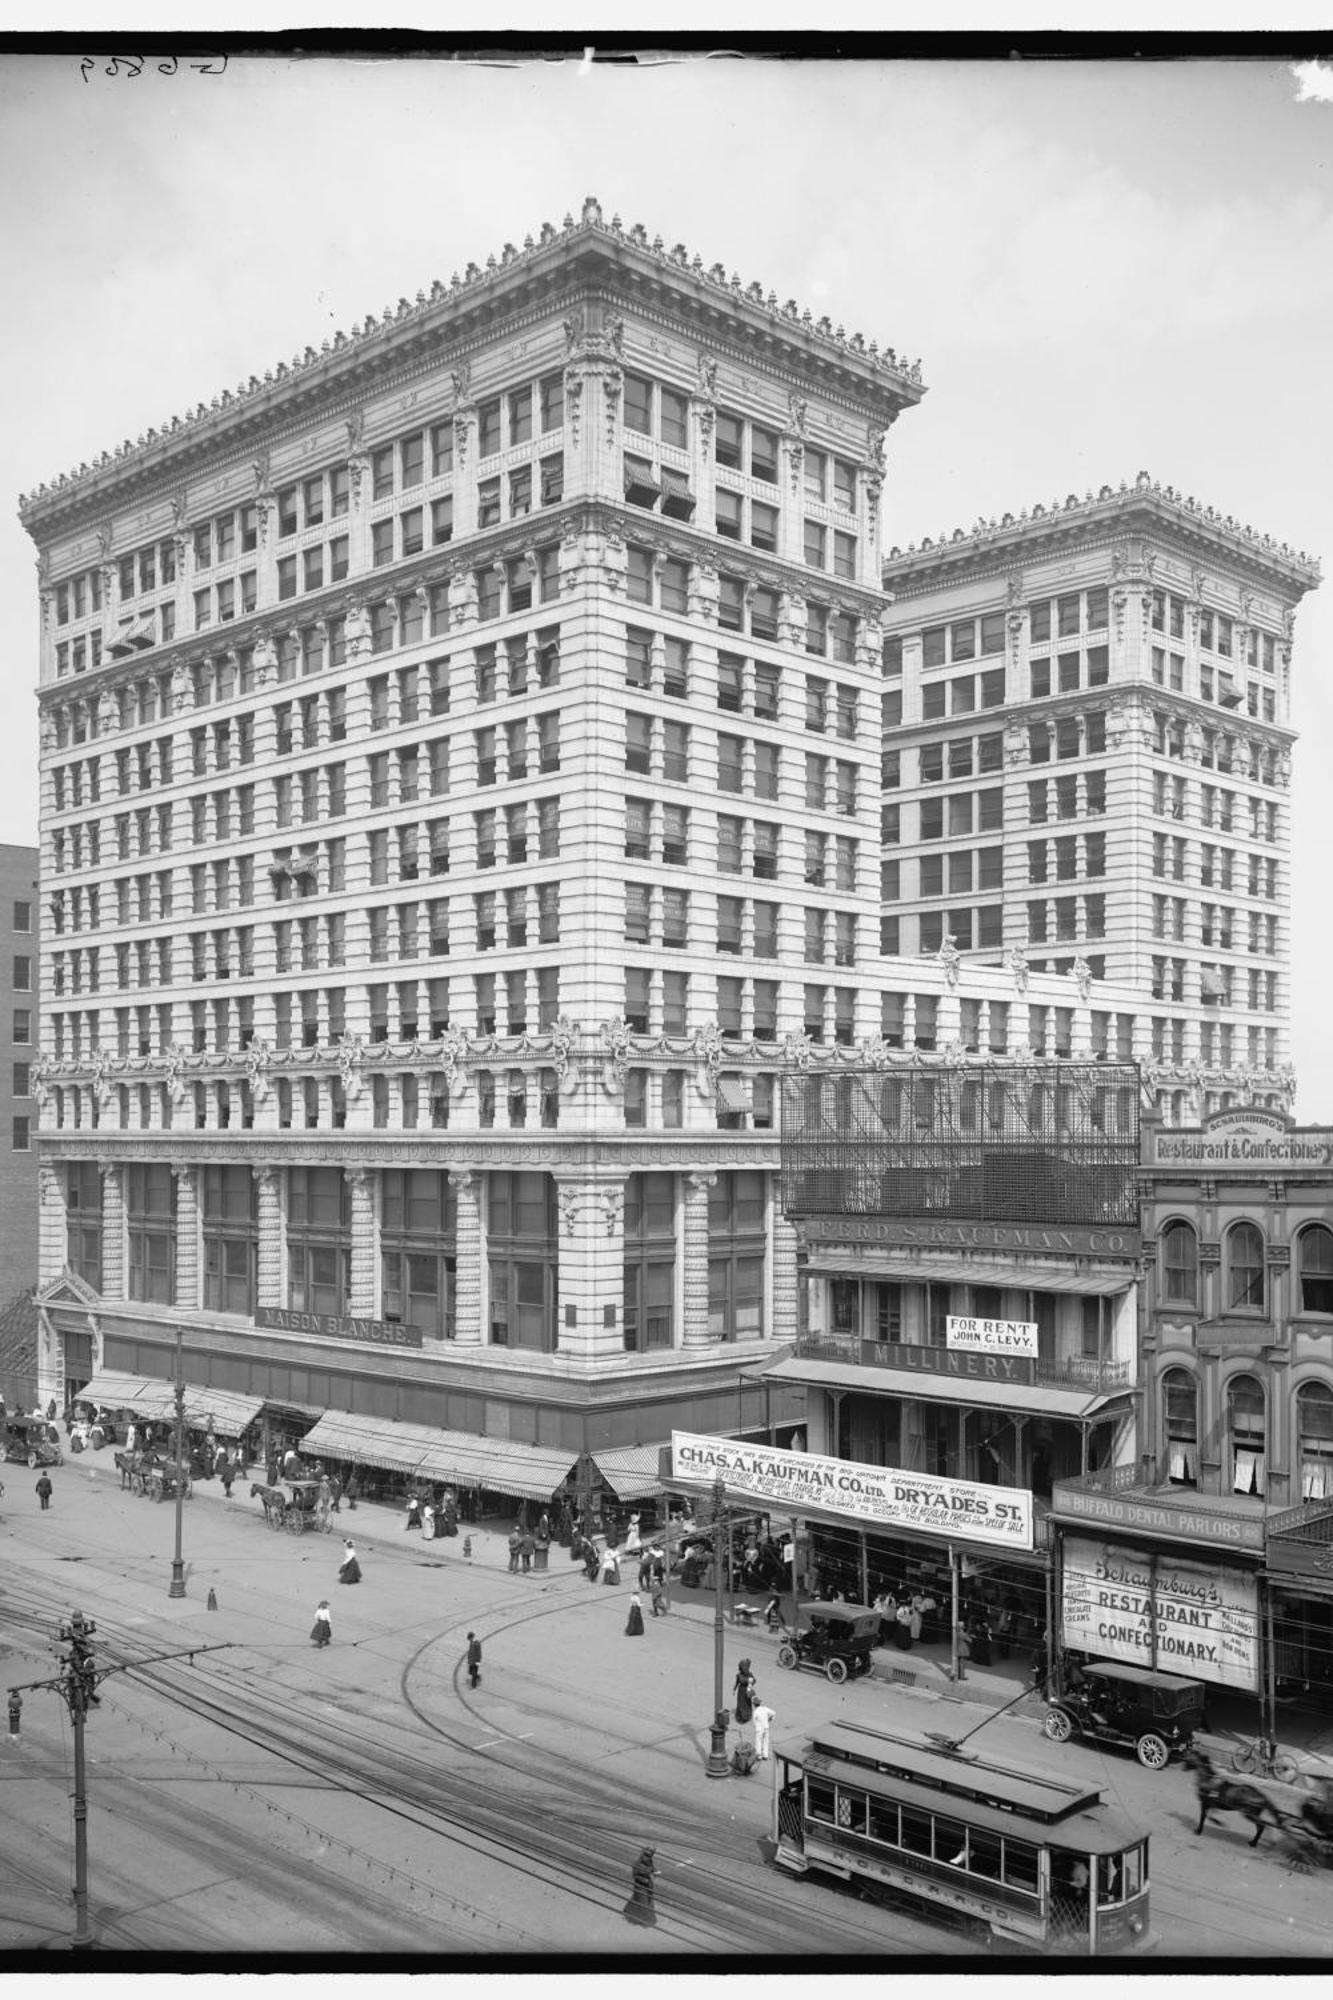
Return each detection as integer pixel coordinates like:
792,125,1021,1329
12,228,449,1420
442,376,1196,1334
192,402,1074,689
8,1624,232,1951
168,1326,187,1599
705,1474,731,1777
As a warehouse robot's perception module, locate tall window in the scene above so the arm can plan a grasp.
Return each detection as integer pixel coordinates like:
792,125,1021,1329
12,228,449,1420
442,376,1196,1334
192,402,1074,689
1159,1220,1198,1307
487,1171,557,1351
1226,1221,1266,1311
1297,1224,1333,1314
1162,1368,1198,1487
1228,1373,1266,1495
707,1171,766,1341
1297,1381,1333,1500
287,1167,350,1317
381,1170,456,1339
126,1163,176,1304
202,1165,257,1314
65,1162,102,1290
623,1173,676,1353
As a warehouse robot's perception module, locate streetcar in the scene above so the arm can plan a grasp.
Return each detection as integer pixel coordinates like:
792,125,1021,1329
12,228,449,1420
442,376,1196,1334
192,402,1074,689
772,1719,1154,1955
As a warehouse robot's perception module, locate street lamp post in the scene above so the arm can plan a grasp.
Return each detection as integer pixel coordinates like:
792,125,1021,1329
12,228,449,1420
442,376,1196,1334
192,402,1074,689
705,1474,731,1778
168,1327,187,1600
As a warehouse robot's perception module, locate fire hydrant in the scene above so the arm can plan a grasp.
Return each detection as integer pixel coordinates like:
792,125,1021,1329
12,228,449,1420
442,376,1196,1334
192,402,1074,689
623,1845,657,1927
7,1689,21,1737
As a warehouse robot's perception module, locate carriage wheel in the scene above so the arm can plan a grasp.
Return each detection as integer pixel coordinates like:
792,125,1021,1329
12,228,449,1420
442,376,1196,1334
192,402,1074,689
1231,1741,1259,1775
776,1643,798,1671
269,1505,286,1531
1044,1707,1074,1743
1271,1751,1300,1785
1136,1732,1170,1770
825,1657,849,1685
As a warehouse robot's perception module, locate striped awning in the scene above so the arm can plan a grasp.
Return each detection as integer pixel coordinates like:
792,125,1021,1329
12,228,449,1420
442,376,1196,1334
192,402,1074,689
299,1410,579,1500
74,1370,264,1439
592,1443,671,1502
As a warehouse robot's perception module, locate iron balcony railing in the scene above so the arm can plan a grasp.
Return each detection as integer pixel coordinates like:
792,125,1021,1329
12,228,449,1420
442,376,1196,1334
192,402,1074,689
794,1330,1132,1396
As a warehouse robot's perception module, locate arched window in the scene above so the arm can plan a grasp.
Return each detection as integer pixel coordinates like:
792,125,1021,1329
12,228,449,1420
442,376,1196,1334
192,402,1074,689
1162,1368,1198,1487
1227,1221,1266,1312
1228,1374,1266,1495
1297,1225,1333,1315
1160,1221,1198,1307
1298,1381,1333,1500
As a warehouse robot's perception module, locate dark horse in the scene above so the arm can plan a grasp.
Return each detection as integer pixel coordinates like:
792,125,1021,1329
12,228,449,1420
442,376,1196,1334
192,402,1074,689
250,1481,287,1523
1183,1745,1284,1848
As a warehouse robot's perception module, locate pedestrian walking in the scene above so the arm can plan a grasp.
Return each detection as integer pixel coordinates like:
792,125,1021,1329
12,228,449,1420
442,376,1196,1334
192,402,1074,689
507,1527,521,1574
732,1659,757,1746
520,1530,534,1573
35,1472,53,1511
649,1575,666,1618
338,1539,362,1585
466,1632,482,1688
219,1453,235,1499
405,1495,423,1532
422,1502,435,1540
637,1550,653,1590
311,1600,332,1648
753,1701,774,1760
600,1544,621,1587
625,1591,645,1637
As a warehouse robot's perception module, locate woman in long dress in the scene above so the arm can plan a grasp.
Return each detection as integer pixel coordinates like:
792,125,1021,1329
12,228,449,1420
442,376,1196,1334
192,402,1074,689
311,1600,332,1647
338,1539,362,1585
625,1591,645,1636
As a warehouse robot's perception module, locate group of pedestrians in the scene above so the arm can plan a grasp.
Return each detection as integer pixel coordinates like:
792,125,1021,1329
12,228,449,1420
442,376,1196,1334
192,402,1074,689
506,1514,550,1572
731,1658,775,1766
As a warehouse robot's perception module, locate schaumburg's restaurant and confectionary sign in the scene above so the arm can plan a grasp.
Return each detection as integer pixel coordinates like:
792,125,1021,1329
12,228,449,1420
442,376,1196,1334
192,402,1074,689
669,1431,1033,1551
1061,1535,1260,1690
1149,1105,1333,1172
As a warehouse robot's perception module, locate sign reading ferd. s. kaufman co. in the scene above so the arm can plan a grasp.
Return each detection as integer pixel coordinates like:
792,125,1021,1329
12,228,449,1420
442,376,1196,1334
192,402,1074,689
946,1314,1038,1357
670,1431,1033,1551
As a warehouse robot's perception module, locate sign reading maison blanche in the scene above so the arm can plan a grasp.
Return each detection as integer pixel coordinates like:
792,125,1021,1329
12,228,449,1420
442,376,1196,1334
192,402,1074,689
1061,1535,1259,1690
670,1431,1033,1551
256,1306,423,1348
947,1315,1038,1358
1150,1107,1333,1172
801,1217,1141,1258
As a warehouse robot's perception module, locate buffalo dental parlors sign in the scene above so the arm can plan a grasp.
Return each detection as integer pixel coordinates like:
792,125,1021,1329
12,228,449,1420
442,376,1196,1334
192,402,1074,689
1061,1535,1259,1690
670,1432,1033,1552
946,1314,1038,1358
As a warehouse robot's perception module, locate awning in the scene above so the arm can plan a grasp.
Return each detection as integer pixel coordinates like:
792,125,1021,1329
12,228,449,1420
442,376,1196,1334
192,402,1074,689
300,1410,579,1500
592,1443,670,1502
800,1250,1135,1296
763,1354,1123,1421
74,1370,264,1439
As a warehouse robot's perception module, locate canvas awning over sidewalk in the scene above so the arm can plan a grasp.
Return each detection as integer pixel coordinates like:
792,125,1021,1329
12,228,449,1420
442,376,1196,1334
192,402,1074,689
299,1410,579,1500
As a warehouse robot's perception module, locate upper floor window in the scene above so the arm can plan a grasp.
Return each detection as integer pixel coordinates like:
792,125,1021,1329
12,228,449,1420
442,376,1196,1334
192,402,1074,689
1162,1367,1198,1487
1298,1380,1333,1500
1159,1220,1198,1307
1297,1223,1333,1314
1228,1372,1266,1495
1226,1220,1265,1312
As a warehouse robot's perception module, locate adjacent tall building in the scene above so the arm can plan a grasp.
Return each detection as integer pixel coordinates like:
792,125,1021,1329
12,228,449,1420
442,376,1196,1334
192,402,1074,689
880,481,1320,1123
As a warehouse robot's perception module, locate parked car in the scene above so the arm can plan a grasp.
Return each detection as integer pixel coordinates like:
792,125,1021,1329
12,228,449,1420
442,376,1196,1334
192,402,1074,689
3,1417,64,1469
1043,1659,1206,1769
777,1602,882,1684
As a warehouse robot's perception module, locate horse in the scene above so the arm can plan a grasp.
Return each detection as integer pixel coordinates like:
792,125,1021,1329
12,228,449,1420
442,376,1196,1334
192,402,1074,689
250,1481,287,1524
1183,1745,1284,1848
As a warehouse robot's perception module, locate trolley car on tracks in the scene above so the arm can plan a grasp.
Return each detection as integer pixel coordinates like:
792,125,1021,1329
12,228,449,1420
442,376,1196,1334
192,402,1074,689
773,1719,1154,1955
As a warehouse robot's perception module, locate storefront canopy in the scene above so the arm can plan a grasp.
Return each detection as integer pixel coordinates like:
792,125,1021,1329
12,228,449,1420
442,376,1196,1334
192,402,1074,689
591,1443,670,1502
763,1354,1125,1422
299,1410,579,1501
75,1370,264,1440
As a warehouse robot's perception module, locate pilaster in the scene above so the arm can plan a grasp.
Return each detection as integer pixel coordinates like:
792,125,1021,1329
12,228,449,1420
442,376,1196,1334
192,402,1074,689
682,1169,716,1347
552,1170,626,1361
38,1165,67,1287
254,1164,283,1308
347,1165,376,1313
173,1163,200,1310
449,1168,483,1344
99,1162,125,1301
771,1204,799,1346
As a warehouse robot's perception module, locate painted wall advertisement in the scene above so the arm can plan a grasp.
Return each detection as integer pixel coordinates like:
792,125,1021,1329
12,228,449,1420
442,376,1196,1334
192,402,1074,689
670,1431,1033,1551
946,1314,1038,1357
1061,1535,1259,1690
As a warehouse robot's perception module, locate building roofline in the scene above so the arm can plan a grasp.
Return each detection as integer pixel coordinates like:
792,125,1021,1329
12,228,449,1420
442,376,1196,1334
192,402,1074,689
881,471,1320,597
18,194,925,540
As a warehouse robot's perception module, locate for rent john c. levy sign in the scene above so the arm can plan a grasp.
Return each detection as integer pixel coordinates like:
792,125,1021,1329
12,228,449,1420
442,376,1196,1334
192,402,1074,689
669,1432,1033,1550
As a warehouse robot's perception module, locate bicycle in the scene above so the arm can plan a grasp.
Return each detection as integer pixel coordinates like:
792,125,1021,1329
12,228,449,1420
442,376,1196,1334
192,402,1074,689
1230,1735,1301,1784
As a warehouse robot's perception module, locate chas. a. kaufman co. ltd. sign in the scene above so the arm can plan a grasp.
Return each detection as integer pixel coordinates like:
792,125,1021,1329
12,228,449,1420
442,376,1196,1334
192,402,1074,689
946,1314,1038,1358
670,1431,1033,1551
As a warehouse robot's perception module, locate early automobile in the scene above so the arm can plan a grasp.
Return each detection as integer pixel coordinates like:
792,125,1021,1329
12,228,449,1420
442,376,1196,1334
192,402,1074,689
777,1602,882,1684
1044,1659,1206,1770
2,1417,64,1469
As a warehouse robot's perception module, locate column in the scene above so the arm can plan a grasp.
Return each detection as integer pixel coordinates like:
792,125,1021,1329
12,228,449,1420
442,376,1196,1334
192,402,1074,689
682,1169,716,1347
254,1164,284,1309
173,1165,200,1311
771,1203,799,1346
99,1163,125,1301
449,1168,483,1345
347,1166,376,1315
552,1169,625,1362
38,1166,67,1288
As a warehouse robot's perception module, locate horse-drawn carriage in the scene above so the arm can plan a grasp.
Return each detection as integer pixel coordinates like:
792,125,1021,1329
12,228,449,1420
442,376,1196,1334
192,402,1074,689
1185,1743,1333,1871
114,1446,192,1501
250,1475,335,1533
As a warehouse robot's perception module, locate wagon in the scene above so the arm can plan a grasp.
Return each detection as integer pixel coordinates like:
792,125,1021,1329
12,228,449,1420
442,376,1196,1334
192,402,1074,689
282,1477,333,1535
147,1462,193,1504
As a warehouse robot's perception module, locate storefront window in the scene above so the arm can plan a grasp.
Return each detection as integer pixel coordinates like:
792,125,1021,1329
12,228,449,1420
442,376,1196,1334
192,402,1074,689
1229,1373,1266,1495
381,1170,456,1339
1227,1221,1266,1312
623,1172,675,1352
1298,1381,1333,1500
126,1163,176,1304
1297,1225,1333,1315
1160,1220,1198,1306
202,1164,257,1314
1163,1367,1198,1486
487,1171,557,1350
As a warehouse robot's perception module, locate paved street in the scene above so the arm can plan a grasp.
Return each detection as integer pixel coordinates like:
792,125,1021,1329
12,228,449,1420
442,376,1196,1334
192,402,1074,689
2,1453,1331,1962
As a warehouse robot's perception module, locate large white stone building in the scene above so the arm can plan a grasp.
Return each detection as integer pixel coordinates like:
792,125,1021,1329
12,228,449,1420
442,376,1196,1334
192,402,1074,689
19,198,1250,1510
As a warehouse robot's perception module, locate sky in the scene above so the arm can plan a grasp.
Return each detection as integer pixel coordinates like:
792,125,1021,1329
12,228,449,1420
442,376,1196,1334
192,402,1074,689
2,50,1331,1114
